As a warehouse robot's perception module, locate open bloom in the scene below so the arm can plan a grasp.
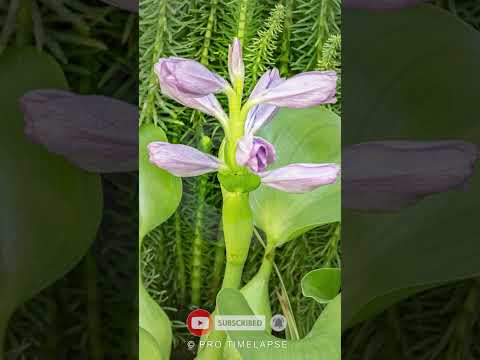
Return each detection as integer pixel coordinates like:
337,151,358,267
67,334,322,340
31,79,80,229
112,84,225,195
21,90,137,173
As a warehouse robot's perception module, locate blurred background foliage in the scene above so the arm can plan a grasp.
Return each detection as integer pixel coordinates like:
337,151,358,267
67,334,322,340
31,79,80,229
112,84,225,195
1,0,479,359
1,0,137,359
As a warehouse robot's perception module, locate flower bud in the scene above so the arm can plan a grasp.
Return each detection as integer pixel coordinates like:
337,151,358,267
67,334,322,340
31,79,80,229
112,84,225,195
251,71,337,108
228,38,245,87
21,90,137,173
343,141,478,211
148,142,222,177
154,57,227,97
260,163,340,193
236,136,276,173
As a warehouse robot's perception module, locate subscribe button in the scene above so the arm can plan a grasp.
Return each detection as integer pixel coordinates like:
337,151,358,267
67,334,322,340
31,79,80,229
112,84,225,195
187,309,265,336
215,315,266,331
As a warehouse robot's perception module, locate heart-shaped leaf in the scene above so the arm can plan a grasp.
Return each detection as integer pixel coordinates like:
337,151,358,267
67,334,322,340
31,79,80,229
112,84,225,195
140,327,166,360
139,123,182,239
250,107,341,247
139,123,182,360
0,48,102,341
343,5,480,327
301,268,341,304
217,289,341,360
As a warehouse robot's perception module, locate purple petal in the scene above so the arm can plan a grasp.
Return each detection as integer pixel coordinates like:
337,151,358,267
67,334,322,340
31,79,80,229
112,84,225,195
236,136,277,173
154,57,226,97
148,142,222,177
100,0,138,11
228,38,245,85
343,0,425,10
21,90,138,173
245,69,283,135
343,141,478,212
159,82,228,126
252,71,337,108
260,163,340,193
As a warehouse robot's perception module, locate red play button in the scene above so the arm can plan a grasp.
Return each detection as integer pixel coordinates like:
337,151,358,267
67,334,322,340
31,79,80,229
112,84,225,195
187,309,212,336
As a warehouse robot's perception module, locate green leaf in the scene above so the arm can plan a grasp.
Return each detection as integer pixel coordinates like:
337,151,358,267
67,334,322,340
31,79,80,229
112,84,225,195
0,48,102,337
250,107,341,247
301,268,341,304
343,5,480,327
217,289,341,360
139,123,182,239
139,124,182,360
139,286,172,360
139,327,166,360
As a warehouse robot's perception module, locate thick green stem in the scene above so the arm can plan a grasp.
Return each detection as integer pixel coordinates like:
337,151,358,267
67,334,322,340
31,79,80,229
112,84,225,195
196,191,253,359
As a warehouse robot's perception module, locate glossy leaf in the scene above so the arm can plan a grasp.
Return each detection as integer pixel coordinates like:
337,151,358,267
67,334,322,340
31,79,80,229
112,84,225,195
301,268,341,304
139,123,182,360
343,5,480,327
140,327,166,360
250,107,340,246
0,48,102,344
139,123,182,239
217,289,341,360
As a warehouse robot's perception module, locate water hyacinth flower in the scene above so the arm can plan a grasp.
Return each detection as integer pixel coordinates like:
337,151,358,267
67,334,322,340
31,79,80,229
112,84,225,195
228,38,245,86
244,69,283,136
101,0,138,12
148,142,222,177
155,57,227,97
260,163,341,193
249,71,337,108
343,141,478,211
236,136,276,173
21,90,137,173
148,38,340,194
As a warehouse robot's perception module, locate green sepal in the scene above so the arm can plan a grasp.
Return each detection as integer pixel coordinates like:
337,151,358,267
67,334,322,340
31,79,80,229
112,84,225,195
218,169,261,193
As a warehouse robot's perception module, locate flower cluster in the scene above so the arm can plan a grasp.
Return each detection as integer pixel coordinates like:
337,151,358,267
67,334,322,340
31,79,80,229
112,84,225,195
149,38,340,193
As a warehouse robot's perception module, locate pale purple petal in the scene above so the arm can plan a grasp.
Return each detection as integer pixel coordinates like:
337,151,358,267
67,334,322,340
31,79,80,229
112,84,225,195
343,0,425,10
245,69,283,135
101,0,138,11
236,136,276,173
148,142,222,177
260,163,340,193
343,141,478,212
21,90,137,173
154,57,227,97
159,81,228,127
252,71,337,108
228,38,245,85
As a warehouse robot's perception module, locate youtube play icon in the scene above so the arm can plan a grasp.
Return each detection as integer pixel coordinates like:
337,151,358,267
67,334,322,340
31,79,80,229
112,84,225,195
187,309,212,336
